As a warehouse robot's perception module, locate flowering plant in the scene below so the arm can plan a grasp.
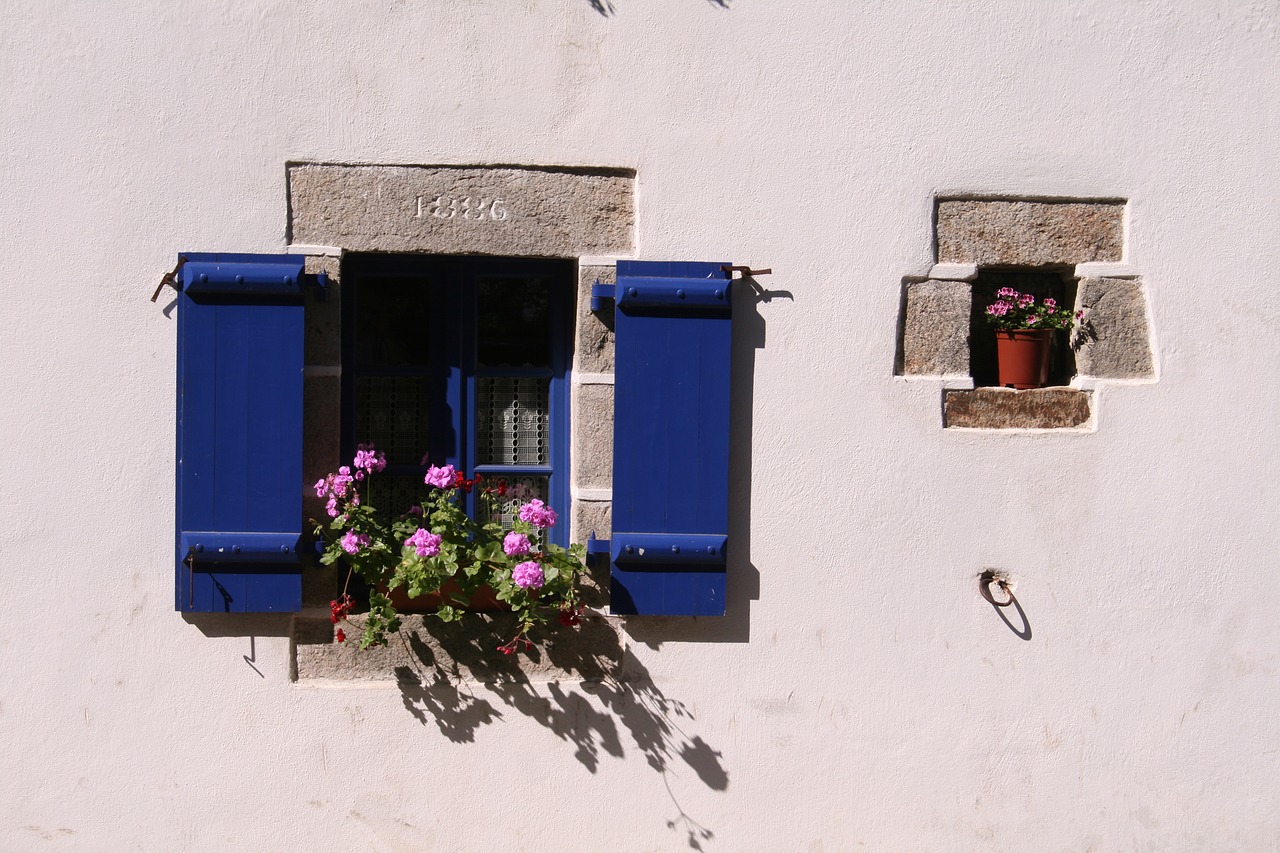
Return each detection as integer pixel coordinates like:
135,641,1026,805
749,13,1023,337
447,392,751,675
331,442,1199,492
313,444,587,654
983,287,1082,331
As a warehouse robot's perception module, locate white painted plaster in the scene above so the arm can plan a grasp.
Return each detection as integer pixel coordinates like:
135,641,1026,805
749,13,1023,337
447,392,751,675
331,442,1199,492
2,2,1278,851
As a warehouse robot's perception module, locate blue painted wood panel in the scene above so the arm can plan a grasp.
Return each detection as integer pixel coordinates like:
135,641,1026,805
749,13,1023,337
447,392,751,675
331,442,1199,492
176,254,305,612
610,261,732,616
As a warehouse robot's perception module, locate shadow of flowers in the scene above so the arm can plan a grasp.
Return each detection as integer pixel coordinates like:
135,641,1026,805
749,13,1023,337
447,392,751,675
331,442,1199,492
393,620,726,849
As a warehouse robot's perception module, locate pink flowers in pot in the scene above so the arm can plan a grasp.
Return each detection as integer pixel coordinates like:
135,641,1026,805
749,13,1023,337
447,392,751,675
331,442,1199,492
983,286,1082,331
311,444,587,654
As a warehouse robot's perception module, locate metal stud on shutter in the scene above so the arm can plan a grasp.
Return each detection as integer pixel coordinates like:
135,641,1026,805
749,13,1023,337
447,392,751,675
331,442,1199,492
477,377,549,465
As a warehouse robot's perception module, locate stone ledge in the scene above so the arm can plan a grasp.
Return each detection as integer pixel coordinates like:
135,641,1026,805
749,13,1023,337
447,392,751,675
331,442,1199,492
943,387,1092,430
936,199,1124,265
295,612,624,683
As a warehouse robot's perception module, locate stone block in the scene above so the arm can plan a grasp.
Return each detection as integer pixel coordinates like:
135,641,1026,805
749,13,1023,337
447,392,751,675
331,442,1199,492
294,612,625,683
901,279,971,376
576,264,616,374
1075,277,1154,379
936,199,1124,265
573,383,613,490
303,255,341,367
571,501,612,608
288,164,635,258
571,499,612,543
301,564,340,610
943,388,1092,429
303,375,341,520
570,500,612,609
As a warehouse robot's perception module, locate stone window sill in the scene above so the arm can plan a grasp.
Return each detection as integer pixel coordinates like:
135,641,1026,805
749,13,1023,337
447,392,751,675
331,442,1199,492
943,387,1092,430
293,612,625,683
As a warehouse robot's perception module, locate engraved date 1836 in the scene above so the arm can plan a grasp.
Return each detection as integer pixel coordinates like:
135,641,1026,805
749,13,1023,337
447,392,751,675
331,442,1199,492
414,195,509,221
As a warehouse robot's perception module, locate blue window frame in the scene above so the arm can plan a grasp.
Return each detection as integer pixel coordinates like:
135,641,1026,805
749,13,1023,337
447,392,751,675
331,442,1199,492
340,253,573,547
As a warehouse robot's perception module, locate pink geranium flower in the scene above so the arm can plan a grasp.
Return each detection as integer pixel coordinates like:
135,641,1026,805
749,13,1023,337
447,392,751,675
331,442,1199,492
503,532,532,557
404,528,442,557
512,561,545,589
424,464,456,489
518,499,558,529
340,531,370,555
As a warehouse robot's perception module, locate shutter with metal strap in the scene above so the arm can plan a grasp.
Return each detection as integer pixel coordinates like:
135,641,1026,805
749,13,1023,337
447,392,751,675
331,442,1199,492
176,253,307,612
607,261,732,616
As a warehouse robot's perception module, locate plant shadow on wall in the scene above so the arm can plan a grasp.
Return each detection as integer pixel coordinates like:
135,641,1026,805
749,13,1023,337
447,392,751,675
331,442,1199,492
588,0,729,15
390,616,727,851
624,276,788,650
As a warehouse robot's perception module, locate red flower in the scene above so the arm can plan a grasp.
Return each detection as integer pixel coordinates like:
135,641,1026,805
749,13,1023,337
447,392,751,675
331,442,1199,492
335,629,346,643
330,594,355,624
497,480,508,497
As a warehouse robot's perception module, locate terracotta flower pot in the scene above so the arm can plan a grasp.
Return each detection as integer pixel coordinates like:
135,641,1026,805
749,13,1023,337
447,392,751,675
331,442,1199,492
995,329,1054,389
383,577,508,613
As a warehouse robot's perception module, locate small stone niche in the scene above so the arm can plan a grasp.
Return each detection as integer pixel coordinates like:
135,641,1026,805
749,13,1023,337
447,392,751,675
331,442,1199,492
969,267,1078,389
899,197,1155,430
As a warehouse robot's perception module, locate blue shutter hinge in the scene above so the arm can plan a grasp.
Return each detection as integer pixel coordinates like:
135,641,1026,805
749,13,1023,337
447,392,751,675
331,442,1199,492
158,254,329,302
611,533,728,565
586,532,611,570
590,279,614,313
309,271,330,301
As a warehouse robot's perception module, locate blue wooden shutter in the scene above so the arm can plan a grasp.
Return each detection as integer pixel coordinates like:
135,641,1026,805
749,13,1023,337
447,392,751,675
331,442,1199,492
609,261,732,616
176,253,306,612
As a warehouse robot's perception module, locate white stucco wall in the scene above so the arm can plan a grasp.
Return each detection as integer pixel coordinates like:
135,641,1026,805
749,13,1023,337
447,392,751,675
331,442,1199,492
3,1,1278,850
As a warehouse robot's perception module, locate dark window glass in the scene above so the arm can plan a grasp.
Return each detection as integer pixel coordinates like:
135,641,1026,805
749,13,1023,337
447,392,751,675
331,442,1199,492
354,276,435,369
476,276,551,368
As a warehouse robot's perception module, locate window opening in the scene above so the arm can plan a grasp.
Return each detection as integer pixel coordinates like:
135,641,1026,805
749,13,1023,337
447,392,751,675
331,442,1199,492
969,267,1078,388
341,253,573,547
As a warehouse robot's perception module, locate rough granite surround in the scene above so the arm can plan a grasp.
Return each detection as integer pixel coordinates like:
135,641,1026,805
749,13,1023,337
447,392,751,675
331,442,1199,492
901,279,971,375
301,373,340,606
943,388,1093,429
294,612,625,683
936,200,1124,265
288,164,635,257
573,383,614,490
572,499,612,547
1075,277,1154,379
302,256,341,366
577,264,616,374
